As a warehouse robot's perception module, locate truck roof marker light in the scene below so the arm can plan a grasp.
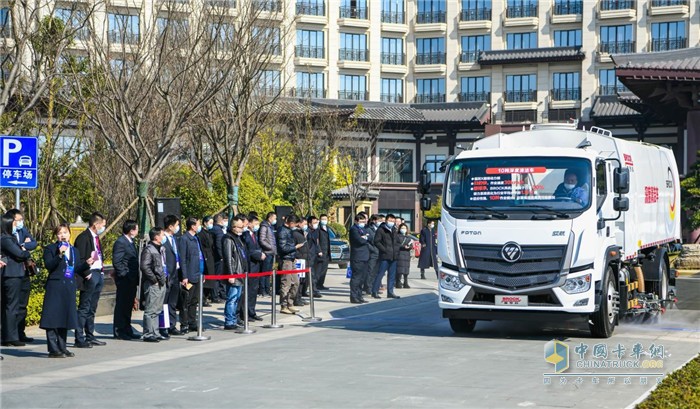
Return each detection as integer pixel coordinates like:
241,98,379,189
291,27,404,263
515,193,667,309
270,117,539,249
609,250,618,258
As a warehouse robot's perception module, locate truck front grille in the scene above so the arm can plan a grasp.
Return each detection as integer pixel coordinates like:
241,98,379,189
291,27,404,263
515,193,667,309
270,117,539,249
462,244,566,290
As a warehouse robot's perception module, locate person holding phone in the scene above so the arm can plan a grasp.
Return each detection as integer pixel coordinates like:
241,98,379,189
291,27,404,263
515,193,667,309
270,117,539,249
41,223,93,357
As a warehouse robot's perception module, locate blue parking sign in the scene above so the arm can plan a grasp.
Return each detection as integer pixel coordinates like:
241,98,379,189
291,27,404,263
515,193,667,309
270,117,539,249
0,136,39,189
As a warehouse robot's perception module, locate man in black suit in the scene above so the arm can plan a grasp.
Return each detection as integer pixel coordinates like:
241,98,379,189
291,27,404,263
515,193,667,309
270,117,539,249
73,212,108,348
242,215,265,321
162,215,183,336
210,213,228,302
4,209,38,344
316,214,332,290
112,220,140,340
349,212,370,304
178,217,204,333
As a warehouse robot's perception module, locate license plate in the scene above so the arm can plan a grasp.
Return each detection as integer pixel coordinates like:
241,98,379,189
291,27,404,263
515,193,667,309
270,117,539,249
331,253,340,259
495,295,528,306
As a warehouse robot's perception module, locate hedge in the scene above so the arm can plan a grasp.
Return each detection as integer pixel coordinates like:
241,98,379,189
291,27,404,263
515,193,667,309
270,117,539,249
637,355,700,409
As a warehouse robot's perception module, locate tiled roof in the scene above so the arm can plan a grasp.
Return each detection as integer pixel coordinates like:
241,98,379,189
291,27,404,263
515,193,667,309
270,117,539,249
479,46,585,66
417,102,489,123
612,47,700,71
590,95,641,118
331,186,380,200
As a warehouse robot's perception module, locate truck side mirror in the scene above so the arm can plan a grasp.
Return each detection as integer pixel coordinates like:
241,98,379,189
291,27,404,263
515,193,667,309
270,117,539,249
613,167,630,194
419,170,431,195
420,196,432,211
613,197,629,212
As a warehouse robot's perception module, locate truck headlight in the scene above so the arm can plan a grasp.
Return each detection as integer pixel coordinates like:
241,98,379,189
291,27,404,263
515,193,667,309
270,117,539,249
562,274,591,294
440,272,465,292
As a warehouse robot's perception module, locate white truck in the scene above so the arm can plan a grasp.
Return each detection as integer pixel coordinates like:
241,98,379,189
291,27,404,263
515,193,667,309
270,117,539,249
418,123,681,338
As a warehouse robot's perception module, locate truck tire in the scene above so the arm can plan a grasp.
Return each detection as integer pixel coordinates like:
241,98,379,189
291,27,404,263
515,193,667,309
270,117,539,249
589,267,618,338
647,259,669,303
449,318,477,334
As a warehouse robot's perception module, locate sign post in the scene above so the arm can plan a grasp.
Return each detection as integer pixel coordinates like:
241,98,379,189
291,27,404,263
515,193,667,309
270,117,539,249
0,136,39,209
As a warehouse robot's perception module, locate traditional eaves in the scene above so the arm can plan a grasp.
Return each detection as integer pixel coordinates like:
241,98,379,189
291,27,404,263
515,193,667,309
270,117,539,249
612,47,700,72
478,46,585,66
590,95,642,118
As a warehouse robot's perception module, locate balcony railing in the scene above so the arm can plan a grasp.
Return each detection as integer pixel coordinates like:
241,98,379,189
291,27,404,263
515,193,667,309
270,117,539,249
292,87,326,98
416,52,446,65
296,2,325,15
256,86,282,97
651,0,687,6
107,30,140,45
295,45,324,58
460,9,492,21
381,52,405,65
651,37,687,51
600,0,635,10
506,4,538,18
554,0,583,15
205,0,236,7
599,40,635,54
459,91,490,102
253,0,282,12
460,50,480,63
598,85,629,95
381,11,405,24
416,11,446,24
381,94,403,103
504,90,537,102
416,94,446,103
339,6,367,19
551,88,580,101
339,48,368,62
339,90,368,100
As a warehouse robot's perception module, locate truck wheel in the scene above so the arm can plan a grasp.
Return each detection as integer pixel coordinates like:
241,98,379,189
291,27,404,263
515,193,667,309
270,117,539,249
449,318,477,334
647,260,669,303
589,268,618,338
338,263,348,270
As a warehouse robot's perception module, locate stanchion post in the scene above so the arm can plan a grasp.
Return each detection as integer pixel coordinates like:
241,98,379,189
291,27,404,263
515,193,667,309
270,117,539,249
188,273,211,341
237,271,255,334
302,266,321,322
263,255,283,329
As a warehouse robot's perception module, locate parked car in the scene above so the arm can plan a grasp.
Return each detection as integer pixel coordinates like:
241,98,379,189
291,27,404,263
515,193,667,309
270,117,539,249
328,227,350,269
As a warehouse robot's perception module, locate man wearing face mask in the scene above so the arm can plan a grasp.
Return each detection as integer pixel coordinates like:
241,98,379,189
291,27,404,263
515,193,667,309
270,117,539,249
162,215,183,336
198,216,217,306
222,216,248,330
363,214,382,295
210,213,229,303
112,220,141,340
177,217,205,333
241,215,265,321
305,216,322,298
554,169,589,206
316,214,332,290
349,212,370,303
418,220,436,280
372,214,401,299
276,215,300,314
74,212,108,348
258,212,277,297
140,227,168,342
292,218,309,307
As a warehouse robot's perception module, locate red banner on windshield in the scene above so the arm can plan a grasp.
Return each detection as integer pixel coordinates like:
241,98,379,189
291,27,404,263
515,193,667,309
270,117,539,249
485,167,547,175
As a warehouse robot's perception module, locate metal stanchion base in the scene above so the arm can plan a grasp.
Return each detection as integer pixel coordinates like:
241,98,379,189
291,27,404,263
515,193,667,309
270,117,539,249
236,328,256,334
262,324,284,329
302,316,322,322
188,335,211,341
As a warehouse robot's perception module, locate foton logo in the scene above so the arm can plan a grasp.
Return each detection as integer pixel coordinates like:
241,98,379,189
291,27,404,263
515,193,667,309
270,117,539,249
460,231,482,236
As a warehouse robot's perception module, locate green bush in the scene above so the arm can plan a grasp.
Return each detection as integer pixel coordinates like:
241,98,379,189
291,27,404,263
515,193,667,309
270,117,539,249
328,222,347,240
27,247,48,326
637,355,700,409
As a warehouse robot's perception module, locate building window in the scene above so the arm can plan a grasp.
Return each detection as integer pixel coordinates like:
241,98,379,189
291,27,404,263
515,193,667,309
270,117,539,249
651,21,687,51
340,33,368,61
296,29,324,58
253,26,281,55
552,72,580,101
340,0,368,19
505,109,537,123
507,32,537,50
416,78,446,103
553,0,582,15
416,37,446,64
296,71,325,98
257,70,281,96
424,154,446,184
553,29,581,47
549,108,580,123
253,0,283,12
108,12,140,44
381,0,405,23
209,22,235,50
417,0,446,24
460,76,490,102
381,37,404,65
381,78,404,103
379,148,413,183
506,0,538,18
1,7,11,38
460,35,490,63
505,74,536,102
296,1,325,16
157,17,189,41
339,74,367,100
600,0,635,11
56,8,90,41
598,69,628,95
600,25,634,53
461,0,492,21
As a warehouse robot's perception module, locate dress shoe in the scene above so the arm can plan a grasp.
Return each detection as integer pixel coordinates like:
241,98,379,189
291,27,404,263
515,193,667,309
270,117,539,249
203,301,212,307
169,328,184,336
403,282,411,289
350,299,363,304
158,335,170,341
1,340,25,347
89,339,107,346
224,324,242,330
188,326,199,332
48,352,66,358
114,334,132,341
129,333,142,339
62,350,75,357
251,315,264,322
142,336,160,343
395,282,403,289
371,293,381,299
288,306,300,313
360,299,369,303
312,292,323,298
74,341,92,348
318,286,329,290
180,327,190,334
387,293,401,299
280,307,294,314
19,335,34,343
420,272,426,279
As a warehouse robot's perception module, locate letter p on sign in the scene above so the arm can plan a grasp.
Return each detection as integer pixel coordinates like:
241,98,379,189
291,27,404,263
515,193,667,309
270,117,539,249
2,139,21,166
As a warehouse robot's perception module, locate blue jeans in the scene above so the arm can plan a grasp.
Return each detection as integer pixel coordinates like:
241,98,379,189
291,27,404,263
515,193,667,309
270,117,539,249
372,259,397,295
224,284,242,326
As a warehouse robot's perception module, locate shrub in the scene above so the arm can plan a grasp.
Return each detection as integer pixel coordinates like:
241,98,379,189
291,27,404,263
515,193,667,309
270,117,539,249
328,222,347,240
637,355,700,409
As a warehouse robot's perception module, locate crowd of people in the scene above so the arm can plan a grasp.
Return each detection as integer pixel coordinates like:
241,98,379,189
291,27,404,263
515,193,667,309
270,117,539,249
0,208,437,358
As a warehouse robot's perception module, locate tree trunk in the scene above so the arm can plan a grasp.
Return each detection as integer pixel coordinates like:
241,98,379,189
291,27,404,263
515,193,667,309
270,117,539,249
227,184,239,220
136,181,150,240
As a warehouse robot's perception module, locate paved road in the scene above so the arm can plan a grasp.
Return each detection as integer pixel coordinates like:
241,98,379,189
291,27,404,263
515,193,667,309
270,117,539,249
1,267,698,409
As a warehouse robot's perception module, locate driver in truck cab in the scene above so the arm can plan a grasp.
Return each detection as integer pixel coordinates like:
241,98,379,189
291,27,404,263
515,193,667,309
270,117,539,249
553,169,589,206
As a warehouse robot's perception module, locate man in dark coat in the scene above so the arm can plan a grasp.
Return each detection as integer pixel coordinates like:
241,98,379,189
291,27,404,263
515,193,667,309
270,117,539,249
258,212,277,296
305,216,322,298
315,214,332,290
292,218,309,307
210,213,229,301
112,220,140,340
241,215,265,321
372,214,401,299
276,215,299,314
348,212,370,304
363,214,382,295
418,220,437,279
162,215,183,336
73,212,108,348
1,213,32,347
177,217,204,333
198,216,217,306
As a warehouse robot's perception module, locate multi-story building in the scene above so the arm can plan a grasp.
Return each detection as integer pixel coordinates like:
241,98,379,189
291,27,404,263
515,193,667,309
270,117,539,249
2,0,697,229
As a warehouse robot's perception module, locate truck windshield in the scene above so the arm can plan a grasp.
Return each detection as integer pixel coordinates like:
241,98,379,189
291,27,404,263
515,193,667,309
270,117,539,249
445,157,592,212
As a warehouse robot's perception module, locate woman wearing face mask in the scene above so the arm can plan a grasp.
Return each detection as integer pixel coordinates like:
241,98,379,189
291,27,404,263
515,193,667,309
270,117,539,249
395,224,413,289
418,220,436,280
1,214,33,347
41,223,93,357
